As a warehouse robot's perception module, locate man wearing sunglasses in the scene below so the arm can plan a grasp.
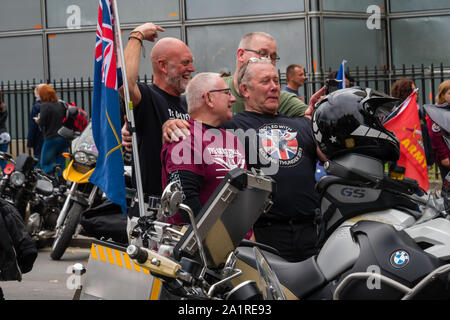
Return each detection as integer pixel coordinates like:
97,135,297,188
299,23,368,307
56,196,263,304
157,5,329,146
161,73,251,240
221,58,326,262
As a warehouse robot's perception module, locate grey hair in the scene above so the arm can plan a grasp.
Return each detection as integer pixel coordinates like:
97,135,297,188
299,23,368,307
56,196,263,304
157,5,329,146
186,72,221,114
238,32,276,49
237,58,273,89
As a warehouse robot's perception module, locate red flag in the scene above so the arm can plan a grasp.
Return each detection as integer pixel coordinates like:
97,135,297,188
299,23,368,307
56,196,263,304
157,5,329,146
384,91,429,191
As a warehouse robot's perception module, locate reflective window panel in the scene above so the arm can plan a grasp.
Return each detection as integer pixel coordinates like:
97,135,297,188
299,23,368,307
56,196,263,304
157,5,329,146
323,18,386,70
0,36,44,82
391,16,450,67
0,0,42,32
46,0,180,29
322,0,384,13
390,0,450,12
186,20,306,76
185,0,304,20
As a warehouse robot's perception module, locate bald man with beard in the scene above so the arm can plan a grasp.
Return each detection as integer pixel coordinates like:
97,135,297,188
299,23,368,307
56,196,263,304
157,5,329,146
120,22,195,220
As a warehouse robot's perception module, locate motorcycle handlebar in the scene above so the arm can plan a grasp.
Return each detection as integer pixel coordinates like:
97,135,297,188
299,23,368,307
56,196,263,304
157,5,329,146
126,245,182,278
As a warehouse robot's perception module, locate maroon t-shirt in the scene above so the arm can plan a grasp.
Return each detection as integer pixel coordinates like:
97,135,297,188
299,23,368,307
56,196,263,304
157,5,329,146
428,118,450,164
161,119,246,224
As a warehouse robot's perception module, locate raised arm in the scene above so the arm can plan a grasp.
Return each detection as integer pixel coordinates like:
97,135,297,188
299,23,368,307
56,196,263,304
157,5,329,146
122,22,165,107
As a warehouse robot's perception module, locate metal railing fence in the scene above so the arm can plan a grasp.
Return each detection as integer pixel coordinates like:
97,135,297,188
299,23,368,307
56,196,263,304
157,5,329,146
1,64,449,180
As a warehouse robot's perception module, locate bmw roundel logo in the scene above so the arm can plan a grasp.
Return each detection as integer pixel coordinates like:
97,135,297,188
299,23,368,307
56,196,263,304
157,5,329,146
390,250,410,268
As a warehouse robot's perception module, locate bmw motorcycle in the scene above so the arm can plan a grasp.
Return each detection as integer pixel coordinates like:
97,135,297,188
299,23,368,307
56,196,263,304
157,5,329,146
50,123,104,260
125,88,450,300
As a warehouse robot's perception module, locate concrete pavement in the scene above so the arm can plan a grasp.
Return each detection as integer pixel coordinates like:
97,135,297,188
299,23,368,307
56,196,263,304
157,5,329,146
1,244,91,300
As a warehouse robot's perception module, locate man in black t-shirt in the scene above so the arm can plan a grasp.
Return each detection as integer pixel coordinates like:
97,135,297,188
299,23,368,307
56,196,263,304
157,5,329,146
120,22,194,220
221,58,326,262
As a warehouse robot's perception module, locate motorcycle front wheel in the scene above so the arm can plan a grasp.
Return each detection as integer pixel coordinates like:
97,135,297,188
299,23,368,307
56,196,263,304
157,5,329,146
50,202,84,260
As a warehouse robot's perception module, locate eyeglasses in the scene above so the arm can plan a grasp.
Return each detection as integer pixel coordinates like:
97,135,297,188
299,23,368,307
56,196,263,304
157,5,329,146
209,88,232,95
202,87,232,98
244,49,280,62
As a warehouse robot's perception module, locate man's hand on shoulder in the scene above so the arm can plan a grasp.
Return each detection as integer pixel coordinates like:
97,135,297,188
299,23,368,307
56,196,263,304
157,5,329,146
162,119,191,143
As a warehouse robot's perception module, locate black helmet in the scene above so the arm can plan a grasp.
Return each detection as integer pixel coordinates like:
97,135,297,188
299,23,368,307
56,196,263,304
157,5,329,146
312,87,400,162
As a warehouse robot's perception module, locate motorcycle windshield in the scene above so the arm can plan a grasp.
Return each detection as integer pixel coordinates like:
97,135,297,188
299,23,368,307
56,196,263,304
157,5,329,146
254,247,286,300
415,191,445,224
72,122,97,157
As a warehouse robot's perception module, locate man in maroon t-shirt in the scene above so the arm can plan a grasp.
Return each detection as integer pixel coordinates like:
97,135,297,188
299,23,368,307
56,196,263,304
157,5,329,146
161,72,247,227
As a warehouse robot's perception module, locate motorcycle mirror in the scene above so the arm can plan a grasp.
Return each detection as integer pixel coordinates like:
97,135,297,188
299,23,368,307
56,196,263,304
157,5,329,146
58,126,76,141
160,181,184,217
253,246,286,300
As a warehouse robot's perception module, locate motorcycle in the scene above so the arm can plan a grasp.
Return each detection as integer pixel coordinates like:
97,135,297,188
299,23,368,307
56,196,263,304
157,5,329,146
124,88,450,300
0,152,66,246
125,160,450,300
127,168,277,300
0,151,17,202
50,122,104,260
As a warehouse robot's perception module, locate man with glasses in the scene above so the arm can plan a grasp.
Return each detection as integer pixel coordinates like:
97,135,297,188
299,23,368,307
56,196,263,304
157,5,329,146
221,58,326,262
120,22,195,222
226,32,319,116
161,73,250,238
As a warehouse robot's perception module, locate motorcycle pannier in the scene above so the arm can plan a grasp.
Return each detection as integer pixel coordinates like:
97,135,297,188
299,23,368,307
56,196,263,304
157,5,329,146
173,168,276,269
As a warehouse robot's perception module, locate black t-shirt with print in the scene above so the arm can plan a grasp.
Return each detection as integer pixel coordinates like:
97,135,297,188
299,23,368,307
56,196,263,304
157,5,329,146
130,83,189,216
222,111,319,221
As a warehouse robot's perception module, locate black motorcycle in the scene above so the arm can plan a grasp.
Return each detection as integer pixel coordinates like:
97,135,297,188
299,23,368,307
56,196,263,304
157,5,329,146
6,153,66,246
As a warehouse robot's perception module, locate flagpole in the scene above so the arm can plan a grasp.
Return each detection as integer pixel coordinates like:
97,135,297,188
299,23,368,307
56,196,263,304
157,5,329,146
111,0,146,218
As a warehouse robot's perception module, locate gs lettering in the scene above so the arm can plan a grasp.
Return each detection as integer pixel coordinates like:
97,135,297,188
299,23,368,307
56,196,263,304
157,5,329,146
341,187,366,198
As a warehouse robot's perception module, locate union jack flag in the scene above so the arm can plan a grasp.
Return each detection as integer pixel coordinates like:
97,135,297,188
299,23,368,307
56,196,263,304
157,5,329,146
95,0,117,90
89,0,126,214
259,129,299,160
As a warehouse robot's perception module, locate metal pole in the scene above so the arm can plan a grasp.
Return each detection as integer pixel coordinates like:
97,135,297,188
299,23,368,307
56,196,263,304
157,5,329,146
111,0,146,218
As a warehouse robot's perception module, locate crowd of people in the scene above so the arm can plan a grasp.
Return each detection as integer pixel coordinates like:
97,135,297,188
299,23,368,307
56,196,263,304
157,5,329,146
1,21,449,266
117,22,450,263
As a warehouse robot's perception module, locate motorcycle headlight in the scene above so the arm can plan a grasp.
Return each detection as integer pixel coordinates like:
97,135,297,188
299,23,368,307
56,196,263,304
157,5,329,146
74,151,96,166
11,171,25,186
74,151,88,164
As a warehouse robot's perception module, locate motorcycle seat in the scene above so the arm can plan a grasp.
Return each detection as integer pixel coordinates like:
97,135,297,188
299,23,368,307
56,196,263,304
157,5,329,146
235,246,326,299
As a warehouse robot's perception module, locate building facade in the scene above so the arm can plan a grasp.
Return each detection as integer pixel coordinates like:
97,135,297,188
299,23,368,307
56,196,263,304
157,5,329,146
1,0,450,83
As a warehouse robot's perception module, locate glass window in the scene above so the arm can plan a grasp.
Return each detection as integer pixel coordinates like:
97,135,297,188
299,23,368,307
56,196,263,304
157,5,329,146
391,16,450,67
186,20,306,77
322,0,384,13
0,0,42,32
46,0,180,28
48,27,181,82
323,18,386,70
185,0,304,20
0,36,44,82
48,32,96,80
46,0,98,28
117,0,180,23
390,0,450,12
